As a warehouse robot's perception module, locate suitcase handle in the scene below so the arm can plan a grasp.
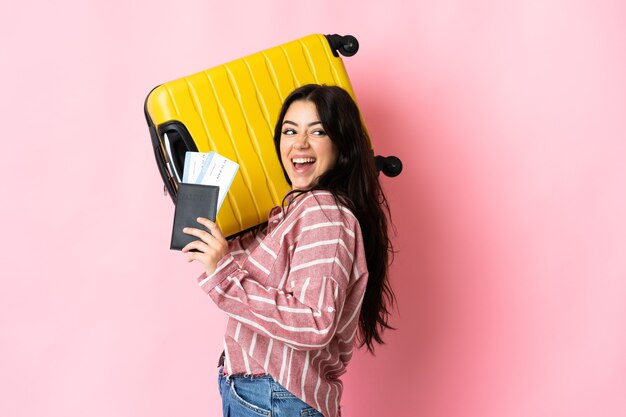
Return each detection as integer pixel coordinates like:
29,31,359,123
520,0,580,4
157,121,199,198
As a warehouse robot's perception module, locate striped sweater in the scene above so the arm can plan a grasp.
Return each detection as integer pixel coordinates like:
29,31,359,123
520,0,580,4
198,190,368,417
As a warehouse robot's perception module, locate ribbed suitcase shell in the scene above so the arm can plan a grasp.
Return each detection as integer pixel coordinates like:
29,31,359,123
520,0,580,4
145,34,359,238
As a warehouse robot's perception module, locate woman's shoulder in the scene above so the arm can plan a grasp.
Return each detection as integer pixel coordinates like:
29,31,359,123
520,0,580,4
289,189,340,209
270,191,360,242
289,190,357,224
301,189,336,204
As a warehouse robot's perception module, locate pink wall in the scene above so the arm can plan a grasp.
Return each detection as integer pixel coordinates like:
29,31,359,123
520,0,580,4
1,1,625,416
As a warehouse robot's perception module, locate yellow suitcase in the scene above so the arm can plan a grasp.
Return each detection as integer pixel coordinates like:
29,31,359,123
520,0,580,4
144,34,401,238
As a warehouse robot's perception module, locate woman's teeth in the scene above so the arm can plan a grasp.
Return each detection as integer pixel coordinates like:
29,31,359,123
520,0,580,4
292,157,315,164
292,157,315,169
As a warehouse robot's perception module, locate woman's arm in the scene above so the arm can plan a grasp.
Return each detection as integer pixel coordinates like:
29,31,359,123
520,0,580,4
184,204,362,350
226,227,266,267
183,220,266,273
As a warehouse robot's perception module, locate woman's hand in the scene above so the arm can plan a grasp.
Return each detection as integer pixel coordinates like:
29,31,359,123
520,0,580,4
182,217,229,276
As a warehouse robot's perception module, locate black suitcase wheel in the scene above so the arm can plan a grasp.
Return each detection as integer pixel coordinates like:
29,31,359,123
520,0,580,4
338,35,359,57
325,34,359,57
375,155,403,177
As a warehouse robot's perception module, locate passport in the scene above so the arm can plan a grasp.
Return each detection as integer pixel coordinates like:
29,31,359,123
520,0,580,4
170,183,219,251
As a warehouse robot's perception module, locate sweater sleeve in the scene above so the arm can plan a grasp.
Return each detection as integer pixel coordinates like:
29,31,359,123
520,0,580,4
198,201,359,351
227,227,266,267
195,227,266,284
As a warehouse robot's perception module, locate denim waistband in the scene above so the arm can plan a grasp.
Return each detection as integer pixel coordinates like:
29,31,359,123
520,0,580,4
218,366,291,393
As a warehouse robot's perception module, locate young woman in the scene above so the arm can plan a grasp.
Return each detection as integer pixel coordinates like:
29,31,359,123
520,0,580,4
182,84,394,417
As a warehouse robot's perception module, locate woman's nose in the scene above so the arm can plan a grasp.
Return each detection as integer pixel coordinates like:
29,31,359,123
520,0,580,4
293,134,310,149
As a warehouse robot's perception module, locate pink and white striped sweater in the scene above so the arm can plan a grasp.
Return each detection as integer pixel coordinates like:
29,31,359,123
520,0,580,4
198,190,368,417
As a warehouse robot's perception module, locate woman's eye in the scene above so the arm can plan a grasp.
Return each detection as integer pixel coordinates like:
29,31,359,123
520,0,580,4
282,129,296,135
311,130,326,136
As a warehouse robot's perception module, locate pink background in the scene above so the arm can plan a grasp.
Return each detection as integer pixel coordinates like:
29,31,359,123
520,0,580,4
2,0,625,416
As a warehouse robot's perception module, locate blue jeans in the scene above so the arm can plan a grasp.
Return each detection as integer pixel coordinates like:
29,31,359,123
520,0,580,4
218,367,324,417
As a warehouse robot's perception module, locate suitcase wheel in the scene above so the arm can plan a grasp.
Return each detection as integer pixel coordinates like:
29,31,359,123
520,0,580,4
326,34,360,57
375,155,403,177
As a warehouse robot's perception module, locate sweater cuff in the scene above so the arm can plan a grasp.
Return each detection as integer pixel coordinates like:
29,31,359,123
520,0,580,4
197,254,238,293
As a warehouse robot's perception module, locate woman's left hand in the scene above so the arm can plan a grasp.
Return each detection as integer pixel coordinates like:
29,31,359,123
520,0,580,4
182,217,229,276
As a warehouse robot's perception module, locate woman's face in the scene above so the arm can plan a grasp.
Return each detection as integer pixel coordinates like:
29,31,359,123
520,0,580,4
279,100,338,190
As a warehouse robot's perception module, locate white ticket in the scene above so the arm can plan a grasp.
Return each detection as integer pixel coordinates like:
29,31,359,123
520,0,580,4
182,151,239,213
182,151,210,184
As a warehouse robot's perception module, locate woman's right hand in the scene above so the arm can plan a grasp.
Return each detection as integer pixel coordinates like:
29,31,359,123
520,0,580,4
182,217,229,276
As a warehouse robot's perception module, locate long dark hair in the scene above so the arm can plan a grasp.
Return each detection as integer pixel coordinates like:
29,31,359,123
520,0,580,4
273,84,395,352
